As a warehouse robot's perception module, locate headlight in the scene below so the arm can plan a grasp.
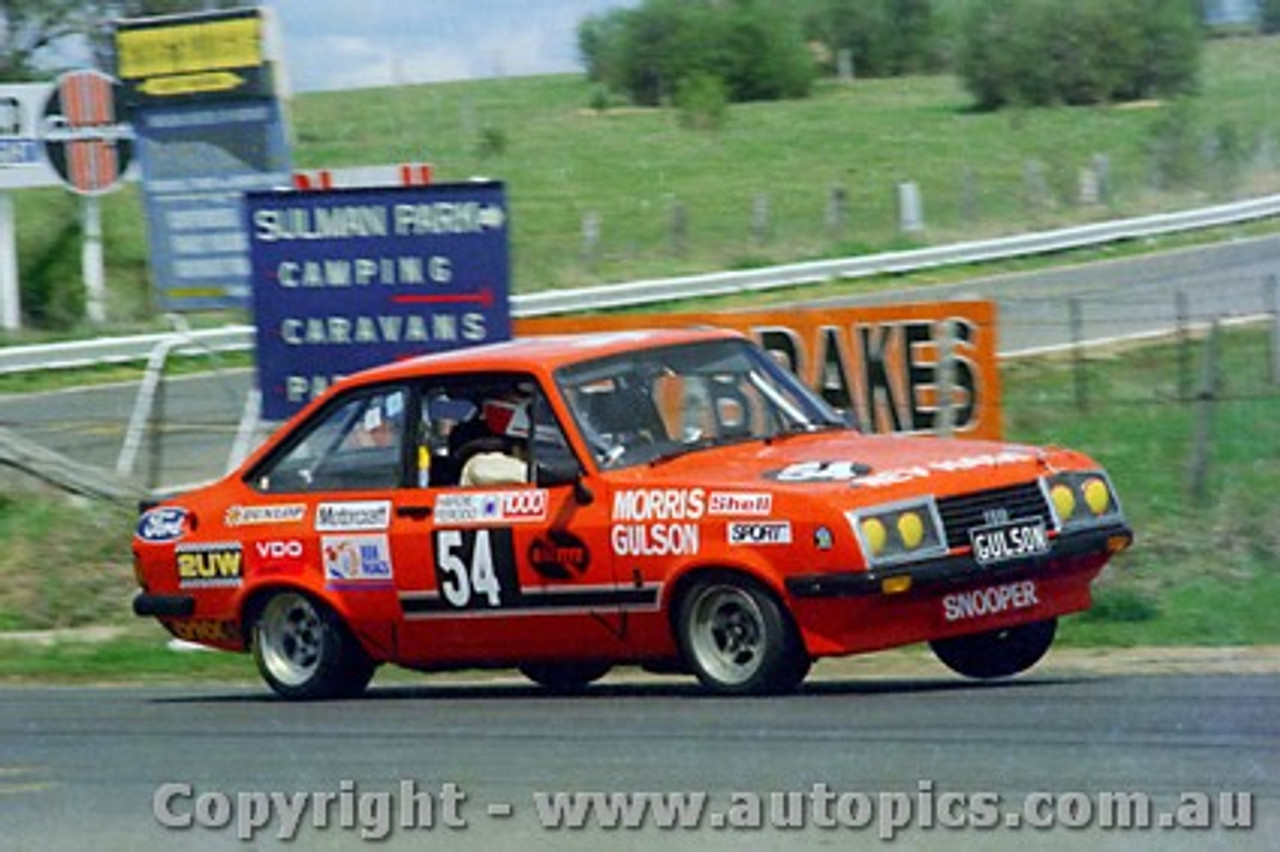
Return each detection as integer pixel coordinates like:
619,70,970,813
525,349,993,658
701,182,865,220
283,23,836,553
847,498,948,568
1042,471,1123,530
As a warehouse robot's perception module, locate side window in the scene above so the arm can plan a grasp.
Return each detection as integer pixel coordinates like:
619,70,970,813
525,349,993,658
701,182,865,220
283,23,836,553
414,374,574,489
253,387,407,493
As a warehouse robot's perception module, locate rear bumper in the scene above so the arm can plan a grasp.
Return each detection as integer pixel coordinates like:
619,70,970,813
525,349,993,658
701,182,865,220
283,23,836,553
785,524,1133,599
133,593,196,618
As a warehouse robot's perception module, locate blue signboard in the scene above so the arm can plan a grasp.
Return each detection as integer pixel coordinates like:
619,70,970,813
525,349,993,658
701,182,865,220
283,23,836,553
135,99,291,310
245,182,512,420
0,139,38,167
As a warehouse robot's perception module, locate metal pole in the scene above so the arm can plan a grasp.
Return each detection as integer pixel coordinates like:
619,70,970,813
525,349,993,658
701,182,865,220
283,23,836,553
1188,319,1219,504
82,195,106,324
0,191,19,332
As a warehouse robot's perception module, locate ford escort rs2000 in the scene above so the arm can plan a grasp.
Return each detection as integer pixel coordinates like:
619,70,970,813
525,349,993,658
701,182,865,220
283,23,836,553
133,329,1132,699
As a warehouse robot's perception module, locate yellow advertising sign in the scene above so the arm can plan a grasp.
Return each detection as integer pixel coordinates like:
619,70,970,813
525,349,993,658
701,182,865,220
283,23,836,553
516,301,1003,440
118,15,263,80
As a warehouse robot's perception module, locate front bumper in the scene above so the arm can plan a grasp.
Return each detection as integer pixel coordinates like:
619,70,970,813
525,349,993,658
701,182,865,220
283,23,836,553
786,524,1133,599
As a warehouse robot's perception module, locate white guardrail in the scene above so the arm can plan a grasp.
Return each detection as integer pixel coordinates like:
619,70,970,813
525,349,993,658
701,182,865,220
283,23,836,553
2,193,1279,375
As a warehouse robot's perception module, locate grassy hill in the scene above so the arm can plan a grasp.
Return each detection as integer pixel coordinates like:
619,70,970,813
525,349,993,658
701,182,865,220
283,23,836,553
9,36,1280,335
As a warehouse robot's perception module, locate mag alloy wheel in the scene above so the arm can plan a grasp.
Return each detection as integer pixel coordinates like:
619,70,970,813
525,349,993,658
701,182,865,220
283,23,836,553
252,591,375,700
678,578,807,695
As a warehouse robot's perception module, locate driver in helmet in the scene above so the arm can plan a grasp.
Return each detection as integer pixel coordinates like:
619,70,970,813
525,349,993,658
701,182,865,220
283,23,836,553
459,394,531,487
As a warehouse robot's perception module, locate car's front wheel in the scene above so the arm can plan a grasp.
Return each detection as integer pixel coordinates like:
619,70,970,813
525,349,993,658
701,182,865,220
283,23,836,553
676,575,809,695
929,617,1057,680
251,591,376,700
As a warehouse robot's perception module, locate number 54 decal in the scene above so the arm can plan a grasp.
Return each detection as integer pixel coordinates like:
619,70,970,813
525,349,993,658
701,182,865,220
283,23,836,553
433,529,519,609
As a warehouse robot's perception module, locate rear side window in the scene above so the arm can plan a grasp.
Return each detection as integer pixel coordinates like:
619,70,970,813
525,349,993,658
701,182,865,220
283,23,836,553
252,387,407,493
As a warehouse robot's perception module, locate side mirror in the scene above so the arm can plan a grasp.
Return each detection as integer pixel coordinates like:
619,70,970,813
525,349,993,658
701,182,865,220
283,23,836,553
535,458,593,505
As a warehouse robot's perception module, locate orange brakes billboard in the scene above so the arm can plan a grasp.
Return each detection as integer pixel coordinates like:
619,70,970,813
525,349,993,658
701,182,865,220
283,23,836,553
516,301,1001,440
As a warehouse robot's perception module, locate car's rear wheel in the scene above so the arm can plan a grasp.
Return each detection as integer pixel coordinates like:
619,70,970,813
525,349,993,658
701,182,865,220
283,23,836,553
929,617,1057,680
252,591,376,700
677,576,809,695
518,662,612,694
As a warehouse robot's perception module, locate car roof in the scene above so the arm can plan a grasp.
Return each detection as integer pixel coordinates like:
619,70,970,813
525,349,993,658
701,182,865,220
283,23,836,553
336,326,745,389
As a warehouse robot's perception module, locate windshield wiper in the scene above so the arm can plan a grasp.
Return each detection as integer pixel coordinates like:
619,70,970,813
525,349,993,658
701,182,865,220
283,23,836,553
766,421,845,443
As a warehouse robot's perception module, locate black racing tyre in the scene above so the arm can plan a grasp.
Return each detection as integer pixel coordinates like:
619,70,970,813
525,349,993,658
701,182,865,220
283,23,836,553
676,575,809,695
251,591,376,700
518,662,612,694
929,617,1058,680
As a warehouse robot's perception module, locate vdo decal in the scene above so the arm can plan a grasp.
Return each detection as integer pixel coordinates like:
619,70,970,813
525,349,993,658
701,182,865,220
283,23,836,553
528,531,590,580
766,461,873,483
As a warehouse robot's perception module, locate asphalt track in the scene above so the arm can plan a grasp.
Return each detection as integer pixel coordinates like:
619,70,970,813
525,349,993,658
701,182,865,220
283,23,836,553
1,670,1276,852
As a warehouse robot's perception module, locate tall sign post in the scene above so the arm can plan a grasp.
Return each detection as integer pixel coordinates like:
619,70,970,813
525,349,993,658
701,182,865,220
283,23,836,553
116,7,292,311
0,88,44,331
39,70,135,323
0,83,70,331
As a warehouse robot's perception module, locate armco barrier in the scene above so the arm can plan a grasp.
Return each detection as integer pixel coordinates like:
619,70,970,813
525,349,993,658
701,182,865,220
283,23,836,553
2,193,1279,375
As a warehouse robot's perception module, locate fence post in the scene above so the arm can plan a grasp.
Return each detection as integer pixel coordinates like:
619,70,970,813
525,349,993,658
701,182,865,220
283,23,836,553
961,168,978,225
1093,153,1111,205
751,193,771,246
1269,274,1279,387
1069,297,1087,411
581,212,601,266
1176,291,1191,401
936,318,956,437
826,185,847,237
670,201,687,257
897,181,924,235
1188,318,1220,504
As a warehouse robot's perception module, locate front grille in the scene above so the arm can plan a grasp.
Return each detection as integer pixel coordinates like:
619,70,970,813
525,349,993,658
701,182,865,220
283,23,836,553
935,481,1050,550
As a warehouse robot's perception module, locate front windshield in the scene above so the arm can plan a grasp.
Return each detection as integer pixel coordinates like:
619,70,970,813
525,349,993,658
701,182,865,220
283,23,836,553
556,337,847,469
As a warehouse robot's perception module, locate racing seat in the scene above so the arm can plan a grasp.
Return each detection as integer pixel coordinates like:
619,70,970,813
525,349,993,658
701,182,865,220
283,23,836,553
579,386,665,460
431,416,494,486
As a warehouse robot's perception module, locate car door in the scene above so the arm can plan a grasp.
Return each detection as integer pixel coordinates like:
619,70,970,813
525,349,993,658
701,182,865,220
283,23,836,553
390,374,635,664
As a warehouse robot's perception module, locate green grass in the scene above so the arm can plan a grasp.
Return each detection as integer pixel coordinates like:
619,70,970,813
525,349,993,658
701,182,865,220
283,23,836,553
2,36,1279,342
0,629,257,682
0,492,136,632
1003,326,1280,647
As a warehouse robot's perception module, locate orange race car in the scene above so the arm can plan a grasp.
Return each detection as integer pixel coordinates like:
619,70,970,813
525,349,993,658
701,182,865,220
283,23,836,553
133,328,1132,699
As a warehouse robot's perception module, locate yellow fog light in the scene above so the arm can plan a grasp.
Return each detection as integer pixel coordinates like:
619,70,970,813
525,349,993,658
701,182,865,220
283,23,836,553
882,575,913,595
897,512,925,550
861,518,887,556
1051,484,1077,520
1083,478,1110,516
